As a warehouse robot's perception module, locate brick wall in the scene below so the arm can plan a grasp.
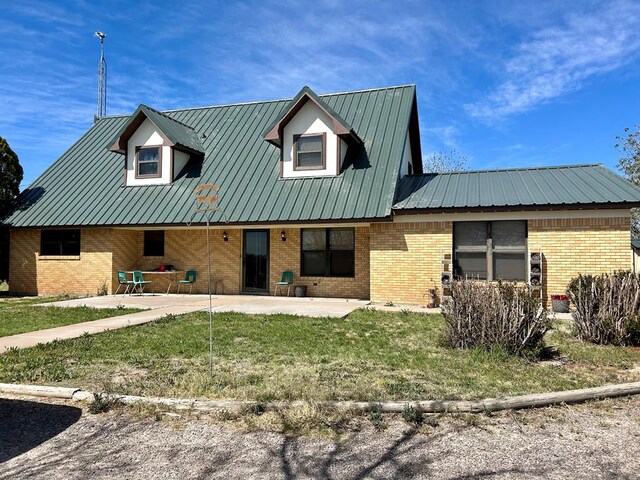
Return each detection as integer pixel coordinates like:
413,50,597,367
270,227,370,298
11,216,629,302
110,228,243,295
370,221,452,305
528,216,631,302
10,228,113,296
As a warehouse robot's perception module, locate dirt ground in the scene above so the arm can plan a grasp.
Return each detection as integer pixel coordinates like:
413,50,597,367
1,395,639,479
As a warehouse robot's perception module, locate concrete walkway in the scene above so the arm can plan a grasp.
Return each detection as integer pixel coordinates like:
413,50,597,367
0,295,369,352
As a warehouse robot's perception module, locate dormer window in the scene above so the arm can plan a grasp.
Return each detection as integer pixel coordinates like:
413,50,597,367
294,134,325,170
107,104,204,186
136,146,161,178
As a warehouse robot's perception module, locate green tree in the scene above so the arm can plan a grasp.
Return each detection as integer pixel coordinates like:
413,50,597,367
0,136,23,284
0,136,23,218
616,125,640,237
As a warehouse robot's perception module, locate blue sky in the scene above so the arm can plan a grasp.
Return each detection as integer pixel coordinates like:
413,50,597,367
2,0,639,188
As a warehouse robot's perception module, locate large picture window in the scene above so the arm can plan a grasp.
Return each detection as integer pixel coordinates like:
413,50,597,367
40,229,81,256
143,230,165,256
301,228,355,277
454,221,527,281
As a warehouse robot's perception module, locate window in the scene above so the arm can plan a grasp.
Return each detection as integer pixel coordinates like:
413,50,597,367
40,229,80,256
144,230,164,256
294,134,325,170
136,146,161,177
301,228,354,277
454,221,527,281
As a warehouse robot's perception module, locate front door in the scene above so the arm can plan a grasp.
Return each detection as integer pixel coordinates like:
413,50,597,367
242,230,269,293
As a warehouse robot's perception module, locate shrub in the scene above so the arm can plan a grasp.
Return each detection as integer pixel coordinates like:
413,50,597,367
566,272,640,346
442,280,549,357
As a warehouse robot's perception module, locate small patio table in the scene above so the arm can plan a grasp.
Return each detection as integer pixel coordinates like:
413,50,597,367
126,270,185,295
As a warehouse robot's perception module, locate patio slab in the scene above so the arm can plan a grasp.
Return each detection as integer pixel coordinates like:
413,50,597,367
1,295,369,352
39,294,369,318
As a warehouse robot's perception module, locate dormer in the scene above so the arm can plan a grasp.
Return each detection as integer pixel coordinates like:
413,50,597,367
108,104,204,186
263,86,362,178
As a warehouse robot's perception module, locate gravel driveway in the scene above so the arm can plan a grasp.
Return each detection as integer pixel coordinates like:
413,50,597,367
1,395,639,479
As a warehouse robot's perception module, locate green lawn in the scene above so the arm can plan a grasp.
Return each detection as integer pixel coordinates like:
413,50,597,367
0,297,141,337
1,309,639,401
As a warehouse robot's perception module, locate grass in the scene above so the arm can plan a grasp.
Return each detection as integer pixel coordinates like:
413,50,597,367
1,309,639,402
0,296,141,337
0,281,8,293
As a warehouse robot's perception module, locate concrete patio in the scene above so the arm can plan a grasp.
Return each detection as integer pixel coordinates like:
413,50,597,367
0,295,370,352
40,294,370,317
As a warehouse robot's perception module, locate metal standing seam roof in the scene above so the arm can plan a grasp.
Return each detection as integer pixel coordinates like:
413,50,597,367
392,164,640,211
6,85,417,227
108,104,205,154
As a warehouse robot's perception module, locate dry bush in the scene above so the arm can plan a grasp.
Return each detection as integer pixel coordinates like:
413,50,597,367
566,272,640,346
442,280,549,357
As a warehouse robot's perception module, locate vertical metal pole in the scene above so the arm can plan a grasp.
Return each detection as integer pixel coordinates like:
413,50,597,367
207,214,213,376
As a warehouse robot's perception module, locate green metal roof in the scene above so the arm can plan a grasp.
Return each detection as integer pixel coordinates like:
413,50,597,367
632,239,640,250
108,104,204,155
262,86,361,147
7,85,417,227
393,164,640,212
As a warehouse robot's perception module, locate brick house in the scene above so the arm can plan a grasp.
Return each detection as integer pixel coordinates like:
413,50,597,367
5,85,640,305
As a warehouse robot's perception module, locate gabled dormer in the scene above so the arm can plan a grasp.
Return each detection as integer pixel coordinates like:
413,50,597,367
263,86,362,178
108,104,204,186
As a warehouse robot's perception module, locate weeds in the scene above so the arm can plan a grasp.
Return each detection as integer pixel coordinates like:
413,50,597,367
88,392,119,414
401,403,423,426
96,280,109,296
366,403,386,431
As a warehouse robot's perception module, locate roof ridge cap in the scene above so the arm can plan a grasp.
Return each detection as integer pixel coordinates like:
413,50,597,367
143,104,198,131
418,163,602,175
148,85,417,114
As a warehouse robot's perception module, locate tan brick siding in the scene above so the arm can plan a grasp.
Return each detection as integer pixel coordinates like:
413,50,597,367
270,227,370,298
110,229,242,295
370,221,452,305
12,216,628,303
528,217,631,303
10,228,113,296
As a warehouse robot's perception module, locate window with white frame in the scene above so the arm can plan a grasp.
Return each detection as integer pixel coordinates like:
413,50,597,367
453,220,527,281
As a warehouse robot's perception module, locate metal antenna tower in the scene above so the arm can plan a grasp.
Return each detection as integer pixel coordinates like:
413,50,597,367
94,32,107,122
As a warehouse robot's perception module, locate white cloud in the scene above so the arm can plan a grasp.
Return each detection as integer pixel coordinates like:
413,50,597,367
465,0,640,121
424,125,459,149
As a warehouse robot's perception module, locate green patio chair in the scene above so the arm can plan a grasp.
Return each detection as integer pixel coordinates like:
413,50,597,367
274,271,294,297
177,270,197,295
131,270,152,295
114,271,135,296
